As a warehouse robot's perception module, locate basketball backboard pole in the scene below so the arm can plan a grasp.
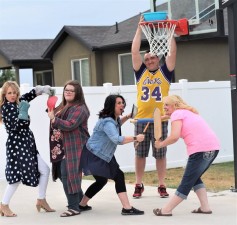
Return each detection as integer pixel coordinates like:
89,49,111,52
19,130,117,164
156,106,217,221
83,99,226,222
150,0,172,19
220,0,237,192
150,0,156,12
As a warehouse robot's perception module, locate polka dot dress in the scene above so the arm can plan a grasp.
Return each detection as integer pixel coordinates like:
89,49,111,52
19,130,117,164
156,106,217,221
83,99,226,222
1,90,39,187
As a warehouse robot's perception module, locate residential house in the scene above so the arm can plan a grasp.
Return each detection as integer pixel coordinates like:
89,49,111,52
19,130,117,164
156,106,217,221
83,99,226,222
0,39,53,85
0,1,230,86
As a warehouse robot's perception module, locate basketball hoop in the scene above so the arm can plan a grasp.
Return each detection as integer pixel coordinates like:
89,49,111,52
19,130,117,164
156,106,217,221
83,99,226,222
140,18,189,58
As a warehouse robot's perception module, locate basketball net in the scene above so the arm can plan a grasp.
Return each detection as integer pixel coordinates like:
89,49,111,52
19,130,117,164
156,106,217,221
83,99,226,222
140,21,176,58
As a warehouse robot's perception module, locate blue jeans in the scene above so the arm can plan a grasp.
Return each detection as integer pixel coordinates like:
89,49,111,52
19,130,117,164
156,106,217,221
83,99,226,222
59,159,83,211
175,150,219,199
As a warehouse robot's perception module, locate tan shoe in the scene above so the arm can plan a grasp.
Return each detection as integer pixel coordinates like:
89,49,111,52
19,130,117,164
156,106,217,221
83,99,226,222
0,203,17,217
36,199,55,212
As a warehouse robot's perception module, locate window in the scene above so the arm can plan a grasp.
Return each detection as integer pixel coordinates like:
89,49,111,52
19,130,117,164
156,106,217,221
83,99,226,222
71,58,90,86
119,52,145,85
34,70,53,86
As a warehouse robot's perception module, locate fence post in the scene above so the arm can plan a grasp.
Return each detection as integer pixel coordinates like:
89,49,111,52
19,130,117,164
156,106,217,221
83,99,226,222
103,83,113,96
179,79,188,99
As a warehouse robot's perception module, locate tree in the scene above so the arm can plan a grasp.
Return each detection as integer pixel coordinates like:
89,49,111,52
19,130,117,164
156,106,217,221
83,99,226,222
0,69,16,87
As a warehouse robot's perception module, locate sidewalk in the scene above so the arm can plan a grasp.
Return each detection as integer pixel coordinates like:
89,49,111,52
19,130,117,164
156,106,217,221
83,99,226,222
0,179,236,225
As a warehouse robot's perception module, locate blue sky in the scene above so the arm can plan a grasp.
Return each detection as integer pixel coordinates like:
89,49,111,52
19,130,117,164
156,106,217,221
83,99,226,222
0,0,166,85
0,0,154,39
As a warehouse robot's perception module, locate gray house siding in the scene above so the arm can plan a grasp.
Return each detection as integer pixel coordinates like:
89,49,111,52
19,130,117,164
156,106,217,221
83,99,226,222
176,38,229,81
53,36,92,86
0,54,10,68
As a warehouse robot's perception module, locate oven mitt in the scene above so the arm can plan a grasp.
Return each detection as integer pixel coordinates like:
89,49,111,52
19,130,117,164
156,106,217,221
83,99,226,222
18,100,30,120
35,85,54,96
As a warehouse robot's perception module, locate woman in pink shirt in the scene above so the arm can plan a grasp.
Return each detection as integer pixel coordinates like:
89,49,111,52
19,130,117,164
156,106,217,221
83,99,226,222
153,95,220,216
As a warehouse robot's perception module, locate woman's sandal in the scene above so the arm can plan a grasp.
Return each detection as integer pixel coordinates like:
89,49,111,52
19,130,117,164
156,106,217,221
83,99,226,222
191,207,212,214
36,199,55,212
60,209,80,217
153,208,172,216
79,205,92,211
0,203,17,217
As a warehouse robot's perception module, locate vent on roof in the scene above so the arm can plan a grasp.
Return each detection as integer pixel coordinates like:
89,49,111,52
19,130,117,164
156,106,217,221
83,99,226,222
115,22,119,34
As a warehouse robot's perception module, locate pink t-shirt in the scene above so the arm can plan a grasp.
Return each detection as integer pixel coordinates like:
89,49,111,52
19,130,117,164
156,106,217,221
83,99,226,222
171,109,220,156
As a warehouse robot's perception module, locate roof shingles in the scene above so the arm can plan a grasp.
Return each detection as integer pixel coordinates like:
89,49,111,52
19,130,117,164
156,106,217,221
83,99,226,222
0,39,52,61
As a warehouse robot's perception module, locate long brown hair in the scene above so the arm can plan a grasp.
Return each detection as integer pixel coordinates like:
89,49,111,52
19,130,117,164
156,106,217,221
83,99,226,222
55,80,90,115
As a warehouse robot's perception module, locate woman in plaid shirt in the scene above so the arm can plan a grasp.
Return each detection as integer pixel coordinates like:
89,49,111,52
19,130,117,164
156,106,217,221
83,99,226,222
48,80,90,217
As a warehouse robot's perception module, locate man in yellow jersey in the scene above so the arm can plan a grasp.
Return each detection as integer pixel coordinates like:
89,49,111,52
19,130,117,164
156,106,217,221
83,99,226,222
131,15,177,198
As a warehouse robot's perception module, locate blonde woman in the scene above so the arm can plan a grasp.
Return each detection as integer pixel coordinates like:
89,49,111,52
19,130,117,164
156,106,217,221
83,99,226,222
153,95,220,216
0,81,55,217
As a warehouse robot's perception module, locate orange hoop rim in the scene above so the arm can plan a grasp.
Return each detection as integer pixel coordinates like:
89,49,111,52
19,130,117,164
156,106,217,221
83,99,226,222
139,18,189,36
140,19,178,26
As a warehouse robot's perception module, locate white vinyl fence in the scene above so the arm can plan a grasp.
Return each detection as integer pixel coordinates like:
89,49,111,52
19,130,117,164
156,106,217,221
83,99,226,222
0,80,233,179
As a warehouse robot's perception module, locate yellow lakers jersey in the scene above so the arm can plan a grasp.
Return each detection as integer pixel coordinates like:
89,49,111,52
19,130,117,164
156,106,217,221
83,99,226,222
135,65,171,119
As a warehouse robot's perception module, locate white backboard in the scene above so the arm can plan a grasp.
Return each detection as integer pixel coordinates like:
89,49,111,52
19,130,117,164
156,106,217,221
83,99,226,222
153,0,220,35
